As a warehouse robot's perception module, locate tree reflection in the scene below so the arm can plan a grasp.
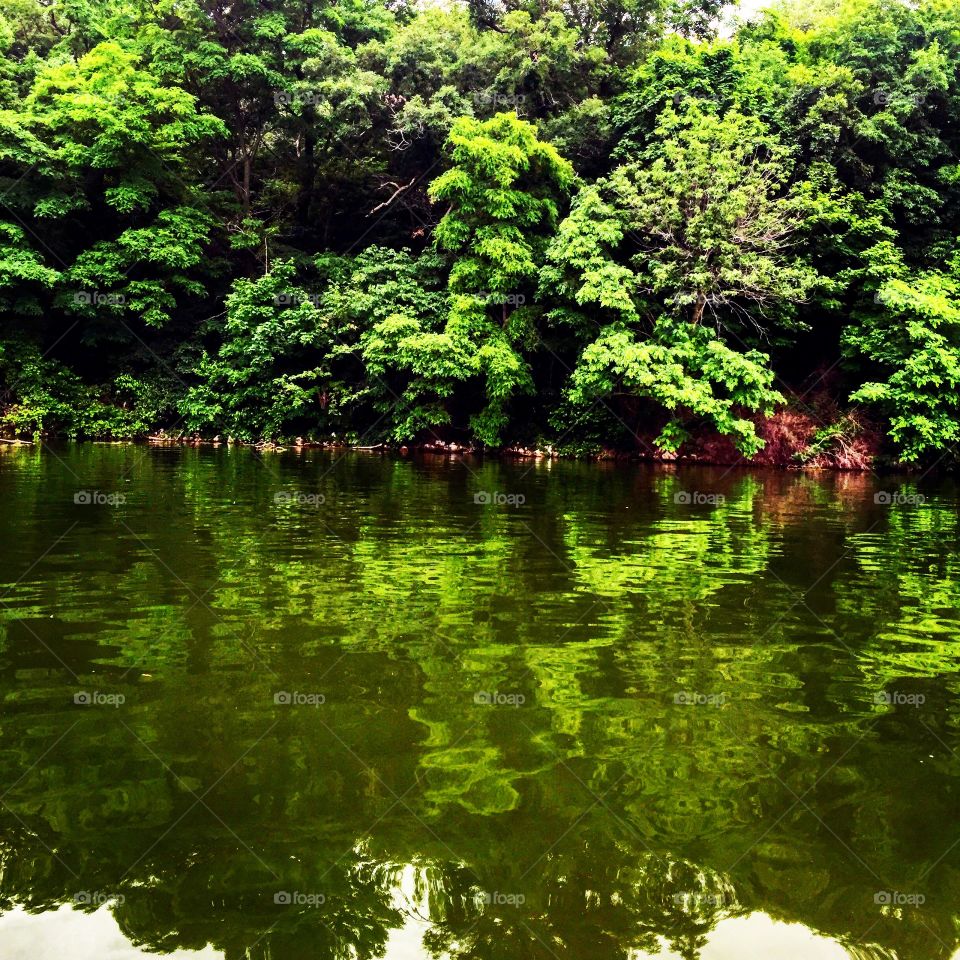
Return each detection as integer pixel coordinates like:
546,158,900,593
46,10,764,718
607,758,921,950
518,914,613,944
0,448,957,958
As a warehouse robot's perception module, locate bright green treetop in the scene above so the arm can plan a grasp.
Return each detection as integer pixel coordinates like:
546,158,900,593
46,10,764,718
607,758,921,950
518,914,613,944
429,111,574,307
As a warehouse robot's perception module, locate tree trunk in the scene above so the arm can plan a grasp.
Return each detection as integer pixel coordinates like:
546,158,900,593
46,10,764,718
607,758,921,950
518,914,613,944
692,294,706,325
295,130,316,231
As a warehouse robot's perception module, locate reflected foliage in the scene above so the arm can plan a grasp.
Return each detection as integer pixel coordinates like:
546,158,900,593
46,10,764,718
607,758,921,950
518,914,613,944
0,447,959,958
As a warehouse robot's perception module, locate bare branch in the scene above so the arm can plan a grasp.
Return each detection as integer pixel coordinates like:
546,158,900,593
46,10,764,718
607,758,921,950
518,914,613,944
367,176,418,217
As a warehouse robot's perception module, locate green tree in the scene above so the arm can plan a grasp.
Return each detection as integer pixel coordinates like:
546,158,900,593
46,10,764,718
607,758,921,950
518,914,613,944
181,259,345,440
430,112,574,309
427,112,573,443
564,319,784,454
548,108,820,328
543,109,821,453
23,41,226,327
846,242,960,462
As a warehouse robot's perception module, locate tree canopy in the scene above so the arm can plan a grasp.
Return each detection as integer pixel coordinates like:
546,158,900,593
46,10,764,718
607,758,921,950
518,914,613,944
1,0,960,466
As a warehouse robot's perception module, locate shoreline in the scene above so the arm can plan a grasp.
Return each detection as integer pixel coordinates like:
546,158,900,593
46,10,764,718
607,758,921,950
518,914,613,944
0,434,919,473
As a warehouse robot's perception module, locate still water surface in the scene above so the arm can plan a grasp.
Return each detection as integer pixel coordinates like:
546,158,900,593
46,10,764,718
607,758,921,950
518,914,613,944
0,445,959,960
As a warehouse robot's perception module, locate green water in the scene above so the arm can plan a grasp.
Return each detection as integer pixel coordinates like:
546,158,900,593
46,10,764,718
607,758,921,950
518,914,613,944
0,445,958,960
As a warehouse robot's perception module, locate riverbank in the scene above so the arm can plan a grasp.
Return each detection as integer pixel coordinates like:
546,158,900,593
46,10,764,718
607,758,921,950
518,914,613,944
40,403,880,471
1,413,891,472
0,390,897,471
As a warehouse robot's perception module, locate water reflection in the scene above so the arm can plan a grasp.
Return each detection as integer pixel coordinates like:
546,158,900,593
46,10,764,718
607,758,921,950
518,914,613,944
0,906,220,960
0,445,957,958
0,904,860,960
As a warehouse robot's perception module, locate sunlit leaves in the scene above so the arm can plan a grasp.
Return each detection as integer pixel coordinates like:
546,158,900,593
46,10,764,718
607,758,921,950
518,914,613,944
566,320,783,454
847,245,960,461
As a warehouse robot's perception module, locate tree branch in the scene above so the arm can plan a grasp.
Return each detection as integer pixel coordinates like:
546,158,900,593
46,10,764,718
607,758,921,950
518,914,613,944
367,177,418,217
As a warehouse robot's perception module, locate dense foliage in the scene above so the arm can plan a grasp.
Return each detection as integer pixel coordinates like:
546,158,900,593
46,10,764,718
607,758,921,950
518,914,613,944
2,0,960,464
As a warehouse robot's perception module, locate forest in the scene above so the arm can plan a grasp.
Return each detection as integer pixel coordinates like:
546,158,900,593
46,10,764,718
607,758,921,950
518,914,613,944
1,0,959,467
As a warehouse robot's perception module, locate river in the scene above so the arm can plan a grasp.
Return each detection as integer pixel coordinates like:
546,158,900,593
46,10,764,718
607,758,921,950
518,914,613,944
0,444,957,959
